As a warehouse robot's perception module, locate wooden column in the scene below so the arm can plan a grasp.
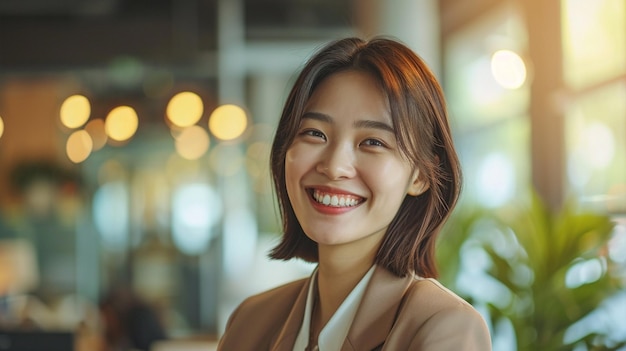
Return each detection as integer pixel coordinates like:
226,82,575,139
520,0,566,211
0,78,66,208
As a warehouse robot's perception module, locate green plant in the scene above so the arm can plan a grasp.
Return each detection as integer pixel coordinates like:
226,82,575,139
438,192,626,350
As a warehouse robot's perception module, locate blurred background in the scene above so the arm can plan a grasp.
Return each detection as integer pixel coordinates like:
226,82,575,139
0,0,625,350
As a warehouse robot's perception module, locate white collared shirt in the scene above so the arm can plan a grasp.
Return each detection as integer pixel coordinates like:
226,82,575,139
293,265,376,351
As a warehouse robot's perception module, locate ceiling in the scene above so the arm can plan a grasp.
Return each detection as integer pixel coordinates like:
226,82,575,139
0,0,503,71
0,0,355,70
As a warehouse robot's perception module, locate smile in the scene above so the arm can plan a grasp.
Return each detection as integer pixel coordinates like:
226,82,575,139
311,189,364,208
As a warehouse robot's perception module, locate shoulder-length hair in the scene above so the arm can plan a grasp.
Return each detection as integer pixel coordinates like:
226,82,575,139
268,37,461,278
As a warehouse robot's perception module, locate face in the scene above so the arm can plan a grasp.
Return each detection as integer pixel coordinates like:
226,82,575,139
285,70,426,255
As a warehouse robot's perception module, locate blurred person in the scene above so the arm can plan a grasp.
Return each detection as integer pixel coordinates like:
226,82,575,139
99,286,167,351
218,37,491,350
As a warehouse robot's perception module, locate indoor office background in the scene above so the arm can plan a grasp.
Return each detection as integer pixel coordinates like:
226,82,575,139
0,0,624,350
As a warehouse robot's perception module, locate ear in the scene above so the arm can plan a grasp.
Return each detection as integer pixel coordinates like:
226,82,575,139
407,171,429,196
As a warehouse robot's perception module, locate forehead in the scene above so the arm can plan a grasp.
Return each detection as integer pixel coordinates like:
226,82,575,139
304,70,391,123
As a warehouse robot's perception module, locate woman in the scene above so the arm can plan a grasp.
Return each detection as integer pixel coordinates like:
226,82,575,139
218,37,492,351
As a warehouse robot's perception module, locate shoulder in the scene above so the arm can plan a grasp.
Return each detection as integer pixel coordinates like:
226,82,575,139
233,278,307,318
398,277,485,325
397,278,492,350
406,278,476,311
218,278,308,350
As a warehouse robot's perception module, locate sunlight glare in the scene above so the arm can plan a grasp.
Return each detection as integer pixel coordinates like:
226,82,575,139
491,49,527,89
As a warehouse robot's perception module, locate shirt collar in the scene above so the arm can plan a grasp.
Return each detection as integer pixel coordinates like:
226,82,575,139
293,265,376,351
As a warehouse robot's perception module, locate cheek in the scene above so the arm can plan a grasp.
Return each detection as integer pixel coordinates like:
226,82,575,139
285,145,317,177
284,149,301,181
284,147,310,194
362,160,413,196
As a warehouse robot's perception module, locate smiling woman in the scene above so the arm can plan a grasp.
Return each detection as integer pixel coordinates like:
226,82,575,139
217,37,492,351
284,70,422,252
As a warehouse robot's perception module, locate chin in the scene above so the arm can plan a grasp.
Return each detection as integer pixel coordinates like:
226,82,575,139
304,233,347,246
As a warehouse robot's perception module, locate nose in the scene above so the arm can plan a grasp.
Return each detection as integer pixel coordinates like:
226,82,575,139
315,143,356,180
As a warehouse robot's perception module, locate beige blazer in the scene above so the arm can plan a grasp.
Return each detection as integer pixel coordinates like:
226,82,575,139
218,265,491,350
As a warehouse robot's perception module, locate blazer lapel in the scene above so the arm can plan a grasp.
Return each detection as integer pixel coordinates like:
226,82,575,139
270,275,311,351
341,266,413,351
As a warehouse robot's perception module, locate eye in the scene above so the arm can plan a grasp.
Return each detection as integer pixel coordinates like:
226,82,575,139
301,129,327,141
361,138,386,147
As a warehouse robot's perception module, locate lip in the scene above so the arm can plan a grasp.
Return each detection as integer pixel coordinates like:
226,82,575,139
308,185,362,196
305,185,365,215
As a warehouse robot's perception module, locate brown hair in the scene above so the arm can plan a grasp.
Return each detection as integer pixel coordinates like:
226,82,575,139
268,37,461,278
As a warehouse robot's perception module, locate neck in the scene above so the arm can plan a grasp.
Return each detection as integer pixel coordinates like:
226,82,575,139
314,242,377,328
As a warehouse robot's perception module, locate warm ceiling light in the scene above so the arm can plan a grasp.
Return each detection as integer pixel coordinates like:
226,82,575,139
66,130,93,163
208,104,248,141
105,106,139,142
84,119,108,151
166,91,204,128
60,95,91,129
175,125,210,160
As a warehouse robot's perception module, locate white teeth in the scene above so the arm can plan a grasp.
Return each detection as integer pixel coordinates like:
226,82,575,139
322,194,330,205
312,190,362,207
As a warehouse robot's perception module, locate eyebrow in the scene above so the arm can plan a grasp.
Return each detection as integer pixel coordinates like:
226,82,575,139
302,111,395,134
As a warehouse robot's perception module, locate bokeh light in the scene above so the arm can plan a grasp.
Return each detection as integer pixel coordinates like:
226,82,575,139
565,257,606,289
60,94,91,129
175,125,210,160
223,207,258,278
66,130,93,163
208,104,248,141
84,119,108,151
105,106,139,142
581,121,615,169
476,153,515,207
166,91,204,128
491,49,527,89
0,115,4,139
172,183,222,255
93,181,129,250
